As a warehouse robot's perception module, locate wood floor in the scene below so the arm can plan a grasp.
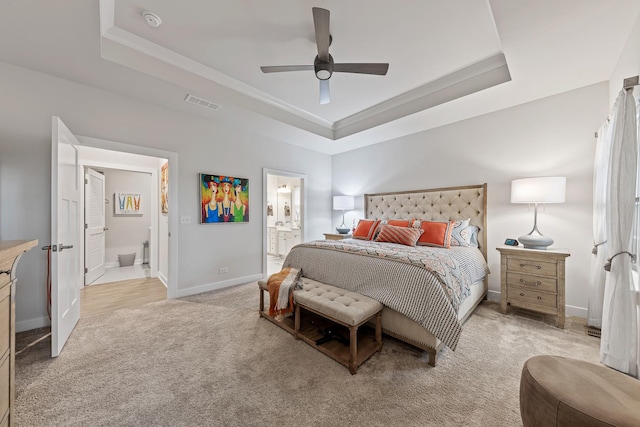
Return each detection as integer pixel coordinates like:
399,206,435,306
80,277,167,317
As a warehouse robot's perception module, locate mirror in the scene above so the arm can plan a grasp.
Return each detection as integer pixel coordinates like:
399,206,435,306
293,186,301,223
276,185,292,223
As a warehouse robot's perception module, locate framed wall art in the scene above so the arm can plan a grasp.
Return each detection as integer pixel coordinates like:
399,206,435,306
200,174,249,223
115,192,142,215
160,162,168,213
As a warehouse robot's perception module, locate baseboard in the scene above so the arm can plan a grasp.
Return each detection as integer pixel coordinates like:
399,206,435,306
16,316,50,333
486,290,501,302
565,304,587,319
104,259,145,268
158,271,168,288
175,274,263,298
487,290,587,319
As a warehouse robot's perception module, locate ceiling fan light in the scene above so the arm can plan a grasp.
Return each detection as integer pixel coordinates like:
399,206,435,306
316,69,331,80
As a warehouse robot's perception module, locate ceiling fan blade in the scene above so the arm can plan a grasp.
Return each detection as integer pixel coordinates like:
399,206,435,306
319,80,330,104
333,63,389,75
260,65,314,73
312,7,330,61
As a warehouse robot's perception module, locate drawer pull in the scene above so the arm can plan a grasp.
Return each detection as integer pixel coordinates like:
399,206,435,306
519,263,542,270
537,296,542,300
520,292,525,297
519,278,542,286
0,270,10,275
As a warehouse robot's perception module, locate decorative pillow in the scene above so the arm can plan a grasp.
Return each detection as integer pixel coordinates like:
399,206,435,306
412,220,453,248
450,218,471,247
467,225,480,248
375,224,424,247
353,219,380,240
387,219,411,227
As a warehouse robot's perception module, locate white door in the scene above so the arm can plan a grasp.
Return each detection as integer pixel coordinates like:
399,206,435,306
84,168,106,285
51,116,81,357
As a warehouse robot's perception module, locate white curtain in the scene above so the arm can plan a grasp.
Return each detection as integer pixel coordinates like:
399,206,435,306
588,120,612,328
600,89,638,377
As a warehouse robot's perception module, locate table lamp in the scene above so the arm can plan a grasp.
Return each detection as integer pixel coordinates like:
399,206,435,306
333,196,354,234
511,177,566,249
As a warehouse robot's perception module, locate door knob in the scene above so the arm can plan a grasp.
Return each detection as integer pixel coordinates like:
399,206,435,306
59,244,74,252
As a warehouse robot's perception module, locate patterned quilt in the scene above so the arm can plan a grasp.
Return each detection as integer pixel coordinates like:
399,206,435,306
283,239,489,351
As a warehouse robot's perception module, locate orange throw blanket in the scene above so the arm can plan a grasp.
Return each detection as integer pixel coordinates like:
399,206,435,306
267,267,301,317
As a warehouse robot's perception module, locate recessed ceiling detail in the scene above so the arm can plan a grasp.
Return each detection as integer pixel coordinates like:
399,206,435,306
99,0,510,141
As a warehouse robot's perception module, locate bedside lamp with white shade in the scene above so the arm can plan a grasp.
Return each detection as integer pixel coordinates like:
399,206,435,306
511,177,566,249
333,195,354,234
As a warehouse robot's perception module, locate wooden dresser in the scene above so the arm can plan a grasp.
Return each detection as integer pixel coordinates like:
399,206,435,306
497,246,570,328
0,240,37,427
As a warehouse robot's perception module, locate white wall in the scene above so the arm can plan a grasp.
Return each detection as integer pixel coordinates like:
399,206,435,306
101,168,151,267
0,60,331,330
609,12,640,104
332,82,609,317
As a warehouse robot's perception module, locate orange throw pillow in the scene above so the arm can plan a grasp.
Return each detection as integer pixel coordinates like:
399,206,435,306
375,224,424,247
413,220,453,248
353,219,380,240
386,219,411,227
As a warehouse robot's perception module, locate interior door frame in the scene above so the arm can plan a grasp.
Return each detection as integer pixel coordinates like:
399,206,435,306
262,168,307,278
80,162,159,281
75,135,179,298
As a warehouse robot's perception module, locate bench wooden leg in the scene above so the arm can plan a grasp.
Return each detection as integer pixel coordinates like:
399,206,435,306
259,288,264,314
375,312,382,352
427,349,437,367
294,304,300,339
349,326,358,374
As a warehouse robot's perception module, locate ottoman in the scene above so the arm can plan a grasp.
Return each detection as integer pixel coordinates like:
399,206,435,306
520,355,640,426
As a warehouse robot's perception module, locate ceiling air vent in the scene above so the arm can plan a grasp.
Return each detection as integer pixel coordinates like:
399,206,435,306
184,94,221,111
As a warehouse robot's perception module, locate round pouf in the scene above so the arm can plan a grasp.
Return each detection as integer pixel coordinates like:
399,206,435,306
520,355,640,427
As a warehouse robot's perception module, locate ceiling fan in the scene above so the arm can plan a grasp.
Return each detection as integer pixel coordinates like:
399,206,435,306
260,7,389,104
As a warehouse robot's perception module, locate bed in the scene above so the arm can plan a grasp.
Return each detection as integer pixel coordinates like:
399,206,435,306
283,183,488,366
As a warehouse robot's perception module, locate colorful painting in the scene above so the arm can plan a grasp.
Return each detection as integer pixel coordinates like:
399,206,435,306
200,174,249,223
161,162,169,213
115,192,142,215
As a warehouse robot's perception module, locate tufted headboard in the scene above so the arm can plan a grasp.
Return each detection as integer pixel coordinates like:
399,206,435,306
364,183,488,260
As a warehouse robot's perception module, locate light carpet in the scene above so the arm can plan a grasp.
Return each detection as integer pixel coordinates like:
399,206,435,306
15,282,599,426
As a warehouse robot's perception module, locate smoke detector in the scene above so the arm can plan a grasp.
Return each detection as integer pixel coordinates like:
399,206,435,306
142,11,162,28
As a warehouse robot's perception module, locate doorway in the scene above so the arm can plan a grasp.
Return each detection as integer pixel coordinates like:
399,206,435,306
263,169,306,277
77,145,169,316
51,117,179,356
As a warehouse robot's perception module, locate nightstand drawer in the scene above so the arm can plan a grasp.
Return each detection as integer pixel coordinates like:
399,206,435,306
506,272,557,294
506,258,557,277
508,285,557,309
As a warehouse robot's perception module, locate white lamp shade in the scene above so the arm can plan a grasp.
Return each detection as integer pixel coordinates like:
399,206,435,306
333,195,355,210
511,177,566,204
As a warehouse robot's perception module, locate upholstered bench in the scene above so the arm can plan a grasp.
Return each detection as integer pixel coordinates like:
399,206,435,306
520,355,640,426
258,277,383,374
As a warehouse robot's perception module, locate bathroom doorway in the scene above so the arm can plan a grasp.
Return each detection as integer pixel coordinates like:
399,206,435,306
263,169,306,277
77,144,171,317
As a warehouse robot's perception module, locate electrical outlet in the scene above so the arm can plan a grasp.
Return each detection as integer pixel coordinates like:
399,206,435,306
180,215,191,224
219,267,228,274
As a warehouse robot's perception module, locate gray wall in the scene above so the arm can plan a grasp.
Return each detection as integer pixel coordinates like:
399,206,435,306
0,60,331,330
332,82,609,317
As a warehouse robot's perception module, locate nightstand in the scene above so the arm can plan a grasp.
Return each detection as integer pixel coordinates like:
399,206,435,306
496,246,570,328
323,233,352,240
